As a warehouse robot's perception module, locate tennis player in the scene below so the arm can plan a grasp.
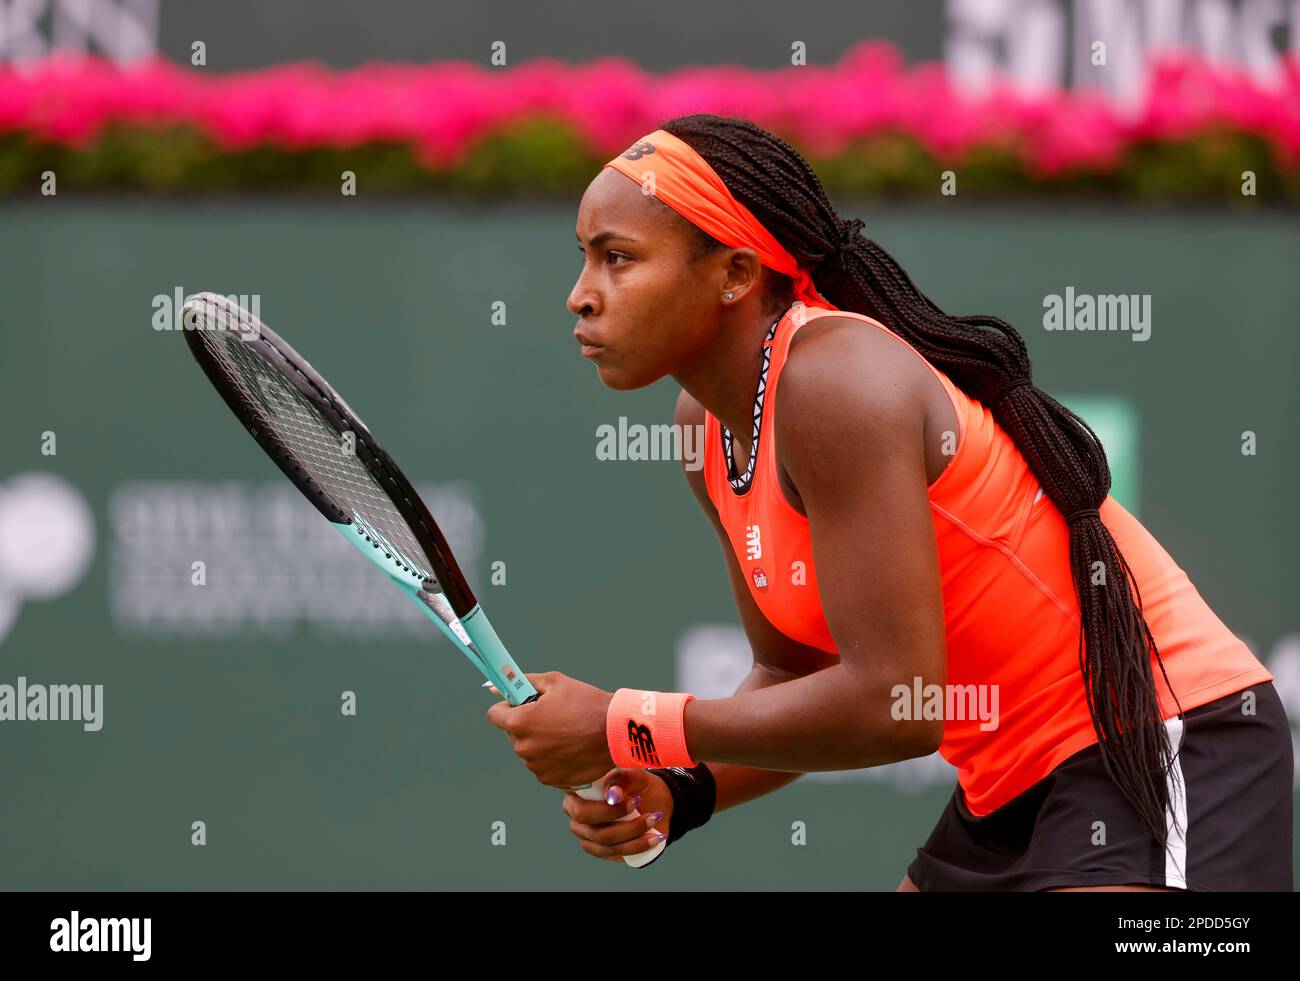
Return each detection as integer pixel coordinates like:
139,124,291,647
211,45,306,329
485,115,1293,891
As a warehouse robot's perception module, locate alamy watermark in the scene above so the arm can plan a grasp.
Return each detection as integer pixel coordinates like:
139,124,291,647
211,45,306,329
891,677,999,732
151,288,262,336
1043,287,1151,341
595,417,706,471
0,677,103,731
50,911,150,961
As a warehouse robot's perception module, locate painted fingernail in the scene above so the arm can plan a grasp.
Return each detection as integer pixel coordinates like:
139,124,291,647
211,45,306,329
650,832,666,844
647,811,663,826
628,794,642,810
605,786,624,806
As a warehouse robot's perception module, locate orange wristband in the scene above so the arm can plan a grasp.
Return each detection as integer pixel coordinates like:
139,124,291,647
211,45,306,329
606,688,697,769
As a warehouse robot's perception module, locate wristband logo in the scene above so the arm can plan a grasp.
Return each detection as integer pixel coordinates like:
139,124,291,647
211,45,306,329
626,719,661,765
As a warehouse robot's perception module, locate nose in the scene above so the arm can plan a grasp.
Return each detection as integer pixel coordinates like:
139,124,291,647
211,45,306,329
566,268,598,318
567,289,596,319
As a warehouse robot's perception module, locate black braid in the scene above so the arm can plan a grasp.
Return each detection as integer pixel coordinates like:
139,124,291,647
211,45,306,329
662,113,1186,856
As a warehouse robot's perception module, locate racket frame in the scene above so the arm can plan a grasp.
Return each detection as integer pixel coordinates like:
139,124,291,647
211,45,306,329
182,293,664,867
181,292,534,705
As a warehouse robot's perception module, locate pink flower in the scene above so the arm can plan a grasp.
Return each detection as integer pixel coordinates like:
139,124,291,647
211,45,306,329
0,41,1295,175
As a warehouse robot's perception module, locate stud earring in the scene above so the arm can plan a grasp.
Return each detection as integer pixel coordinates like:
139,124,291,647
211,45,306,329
724,291,734,301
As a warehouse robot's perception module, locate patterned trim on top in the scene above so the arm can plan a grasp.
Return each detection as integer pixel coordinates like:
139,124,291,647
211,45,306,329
721,317,783,494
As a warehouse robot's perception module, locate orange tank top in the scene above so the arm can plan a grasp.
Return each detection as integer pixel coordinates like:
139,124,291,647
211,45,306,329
702,304,1273,816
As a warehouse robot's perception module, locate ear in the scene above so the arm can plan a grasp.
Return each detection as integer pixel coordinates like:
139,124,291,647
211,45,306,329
721,247,764,301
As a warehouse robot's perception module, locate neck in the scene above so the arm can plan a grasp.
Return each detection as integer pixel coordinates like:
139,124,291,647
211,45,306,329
672,298,787,445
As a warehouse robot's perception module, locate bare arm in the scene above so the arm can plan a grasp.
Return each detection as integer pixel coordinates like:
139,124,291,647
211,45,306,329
555,365,944,861
676,388,837,810
709,665,805,812
675,323,947,772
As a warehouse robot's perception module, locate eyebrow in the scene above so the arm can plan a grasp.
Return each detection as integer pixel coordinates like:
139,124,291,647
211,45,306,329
576,230,641,248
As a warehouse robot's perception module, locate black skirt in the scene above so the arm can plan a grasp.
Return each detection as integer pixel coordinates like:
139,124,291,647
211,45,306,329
907,682,1294,891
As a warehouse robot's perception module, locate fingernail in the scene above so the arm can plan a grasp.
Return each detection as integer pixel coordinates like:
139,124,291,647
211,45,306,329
647,811,663,826
628,794,642,810
650,832,666,844
605,786,624,806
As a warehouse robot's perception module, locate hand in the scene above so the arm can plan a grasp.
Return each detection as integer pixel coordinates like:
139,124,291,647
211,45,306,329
485,672,614,788
563,768,674,861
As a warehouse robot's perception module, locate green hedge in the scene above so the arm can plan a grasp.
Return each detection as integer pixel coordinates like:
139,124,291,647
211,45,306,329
2,116,1296,203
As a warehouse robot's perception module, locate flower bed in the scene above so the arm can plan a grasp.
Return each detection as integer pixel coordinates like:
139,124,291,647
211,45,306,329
2,41,1297,201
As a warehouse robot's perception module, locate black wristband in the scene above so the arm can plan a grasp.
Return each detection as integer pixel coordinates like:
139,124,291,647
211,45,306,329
648,763,716,848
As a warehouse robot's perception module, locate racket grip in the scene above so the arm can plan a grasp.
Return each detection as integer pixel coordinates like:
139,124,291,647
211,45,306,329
574,784,667,869
517,696,665,866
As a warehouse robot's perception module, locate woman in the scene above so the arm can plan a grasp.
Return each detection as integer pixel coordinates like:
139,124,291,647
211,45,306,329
485,114,1292,891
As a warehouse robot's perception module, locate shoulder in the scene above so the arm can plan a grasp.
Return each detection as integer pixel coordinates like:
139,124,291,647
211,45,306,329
784,315,929,395
776,316,930,483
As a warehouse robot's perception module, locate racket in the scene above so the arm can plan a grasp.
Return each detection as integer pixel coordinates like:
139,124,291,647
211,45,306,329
180,292,665,869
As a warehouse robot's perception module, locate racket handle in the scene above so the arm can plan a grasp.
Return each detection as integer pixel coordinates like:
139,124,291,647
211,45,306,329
516,696,666,867
573,783,667,869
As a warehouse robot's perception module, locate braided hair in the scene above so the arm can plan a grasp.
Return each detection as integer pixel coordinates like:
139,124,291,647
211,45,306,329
662,112,1184,854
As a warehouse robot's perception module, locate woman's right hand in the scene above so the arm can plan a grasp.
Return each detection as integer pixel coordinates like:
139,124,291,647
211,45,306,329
563,767,675,861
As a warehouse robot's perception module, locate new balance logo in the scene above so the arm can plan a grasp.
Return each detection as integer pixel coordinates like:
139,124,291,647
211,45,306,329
621,141,656,160
745,524,762,560
626,720,661,765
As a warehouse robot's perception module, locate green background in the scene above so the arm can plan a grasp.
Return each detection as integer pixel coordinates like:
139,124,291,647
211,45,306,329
1,200,1296,889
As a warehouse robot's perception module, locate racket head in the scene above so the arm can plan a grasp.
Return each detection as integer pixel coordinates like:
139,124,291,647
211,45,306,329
180,292,477,616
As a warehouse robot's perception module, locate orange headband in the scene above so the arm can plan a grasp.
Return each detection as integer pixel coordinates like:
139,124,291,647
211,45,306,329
603,129,836,310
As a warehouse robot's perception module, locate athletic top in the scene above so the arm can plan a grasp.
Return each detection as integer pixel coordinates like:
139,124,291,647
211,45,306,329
701,304,1273,816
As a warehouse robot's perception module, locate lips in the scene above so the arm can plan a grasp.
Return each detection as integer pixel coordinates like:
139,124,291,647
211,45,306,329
575,328,604,358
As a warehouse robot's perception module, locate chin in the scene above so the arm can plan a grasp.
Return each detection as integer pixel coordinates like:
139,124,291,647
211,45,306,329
597,363,659,392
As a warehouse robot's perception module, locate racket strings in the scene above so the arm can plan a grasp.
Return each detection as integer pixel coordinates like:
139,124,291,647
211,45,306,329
195,305,436,590
351,509,433,585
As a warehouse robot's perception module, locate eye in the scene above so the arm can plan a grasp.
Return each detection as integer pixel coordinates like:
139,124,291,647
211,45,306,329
576,247,629,267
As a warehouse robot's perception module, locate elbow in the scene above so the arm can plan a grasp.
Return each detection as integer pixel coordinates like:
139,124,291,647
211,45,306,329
886,718,944,762
841,673,946,765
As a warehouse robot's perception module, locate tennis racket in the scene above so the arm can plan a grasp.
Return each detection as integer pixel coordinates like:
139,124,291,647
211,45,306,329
181,292,665,869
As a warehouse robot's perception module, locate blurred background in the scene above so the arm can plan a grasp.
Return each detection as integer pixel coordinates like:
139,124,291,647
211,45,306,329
1,0,1297,890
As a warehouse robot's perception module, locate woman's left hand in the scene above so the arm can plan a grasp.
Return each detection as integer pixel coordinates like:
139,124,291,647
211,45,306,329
485,672,614,789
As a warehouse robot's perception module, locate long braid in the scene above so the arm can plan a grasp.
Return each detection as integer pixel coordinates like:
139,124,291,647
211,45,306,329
662,113,1185,854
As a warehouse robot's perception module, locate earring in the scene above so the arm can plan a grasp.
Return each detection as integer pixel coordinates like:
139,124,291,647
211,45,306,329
724,291,734,301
